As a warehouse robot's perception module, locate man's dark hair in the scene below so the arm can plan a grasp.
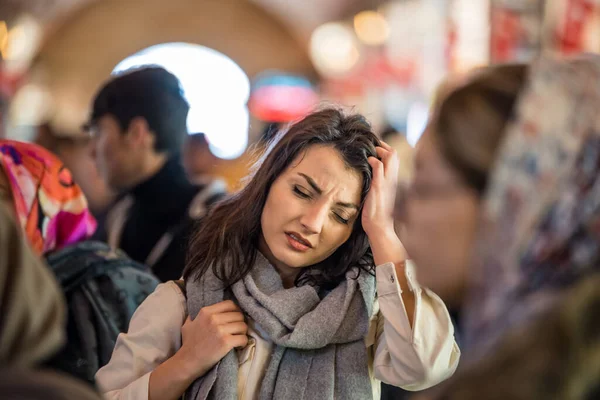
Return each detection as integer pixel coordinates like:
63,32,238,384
89,66,190,154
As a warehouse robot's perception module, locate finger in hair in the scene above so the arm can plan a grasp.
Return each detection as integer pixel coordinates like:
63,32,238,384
368,157,384,182
375,147,390,160
379,140,393,151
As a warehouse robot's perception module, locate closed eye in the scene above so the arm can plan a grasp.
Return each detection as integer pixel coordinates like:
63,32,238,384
293,185,311,199
333,213,349,225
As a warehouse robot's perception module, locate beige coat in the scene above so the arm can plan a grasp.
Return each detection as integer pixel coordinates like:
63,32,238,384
96,262,460,399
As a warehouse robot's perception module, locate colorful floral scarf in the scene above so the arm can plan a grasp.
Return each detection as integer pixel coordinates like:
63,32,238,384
0,140,96,254
463,55,600,353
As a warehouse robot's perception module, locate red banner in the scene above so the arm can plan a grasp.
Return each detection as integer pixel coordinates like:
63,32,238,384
558,0,597,54
491,7,520,62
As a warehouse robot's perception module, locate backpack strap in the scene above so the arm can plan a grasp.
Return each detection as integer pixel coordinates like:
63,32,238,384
105,196,134,250
144,180,226,268
187,179,228,219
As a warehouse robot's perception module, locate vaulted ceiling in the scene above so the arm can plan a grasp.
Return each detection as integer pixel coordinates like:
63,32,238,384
1,0,388,136
1,0,388,43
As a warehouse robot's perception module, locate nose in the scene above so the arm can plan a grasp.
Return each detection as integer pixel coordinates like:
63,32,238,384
299,202,328,235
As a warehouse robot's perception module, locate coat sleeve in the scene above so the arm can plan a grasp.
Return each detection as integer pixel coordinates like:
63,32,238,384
372,261,461,391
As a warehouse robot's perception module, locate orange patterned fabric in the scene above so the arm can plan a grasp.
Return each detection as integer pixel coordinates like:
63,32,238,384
0,140,96,254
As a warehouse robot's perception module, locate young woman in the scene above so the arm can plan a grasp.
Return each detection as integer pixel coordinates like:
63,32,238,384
416,275,600,400
399,56,600,353
96,108,460,399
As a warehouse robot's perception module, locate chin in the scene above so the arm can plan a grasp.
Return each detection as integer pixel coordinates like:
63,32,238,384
271,248,313,269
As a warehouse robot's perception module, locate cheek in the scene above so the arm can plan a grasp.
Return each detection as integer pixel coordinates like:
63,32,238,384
264,189,288,219
318,223,353,257
413,203,476,257
402,201,447,255
403,197,479,305
260,196,274,235
261,185,293,234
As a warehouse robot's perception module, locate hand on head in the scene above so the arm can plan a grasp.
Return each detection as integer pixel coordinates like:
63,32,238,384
362,140,399,238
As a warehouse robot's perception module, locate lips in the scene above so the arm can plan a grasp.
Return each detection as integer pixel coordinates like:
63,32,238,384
286,232,312,248
285,232,313,252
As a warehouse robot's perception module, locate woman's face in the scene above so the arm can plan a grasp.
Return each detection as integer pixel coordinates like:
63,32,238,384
399,130,481,307
260,145,362,276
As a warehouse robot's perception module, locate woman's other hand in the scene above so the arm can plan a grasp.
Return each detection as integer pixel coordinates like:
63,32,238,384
149,299,248,400
177,300,248,380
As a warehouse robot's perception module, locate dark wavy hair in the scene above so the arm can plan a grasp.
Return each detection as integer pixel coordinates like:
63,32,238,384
183,107,380,289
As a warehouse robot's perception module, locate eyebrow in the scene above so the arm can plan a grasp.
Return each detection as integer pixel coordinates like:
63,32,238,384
297,173,359,210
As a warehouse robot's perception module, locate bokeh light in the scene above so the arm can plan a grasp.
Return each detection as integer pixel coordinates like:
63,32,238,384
354,11,390,46
310,22,360,77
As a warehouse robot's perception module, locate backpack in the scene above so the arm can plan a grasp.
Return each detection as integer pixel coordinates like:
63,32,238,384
44,240,160,384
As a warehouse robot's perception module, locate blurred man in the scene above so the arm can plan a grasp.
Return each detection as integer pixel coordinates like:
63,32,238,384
86,67,225,281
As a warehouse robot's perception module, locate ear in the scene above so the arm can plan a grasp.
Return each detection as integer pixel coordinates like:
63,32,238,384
126,117,154,149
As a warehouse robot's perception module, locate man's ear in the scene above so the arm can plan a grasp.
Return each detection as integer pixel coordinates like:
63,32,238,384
126,117,154,149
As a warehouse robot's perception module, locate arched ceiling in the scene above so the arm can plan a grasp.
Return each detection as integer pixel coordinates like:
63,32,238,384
1,0,387,42
21,0,315,136
2,0,387,136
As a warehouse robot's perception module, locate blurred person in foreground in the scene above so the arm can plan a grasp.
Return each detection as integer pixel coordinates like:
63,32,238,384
399,55,600,357
416,274,600,400
86,67,225,281
0,199,101,400
0,139,97,254
0,139,159,383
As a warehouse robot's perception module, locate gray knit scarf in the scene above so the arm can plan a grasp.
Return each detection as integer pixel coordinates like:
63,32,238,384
184,252,376,400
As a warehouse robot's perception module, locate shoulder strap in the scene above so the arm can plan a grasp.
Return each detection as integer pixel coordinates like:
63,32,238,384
144,181,227,268
187,179,227,219
105,196,134,249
